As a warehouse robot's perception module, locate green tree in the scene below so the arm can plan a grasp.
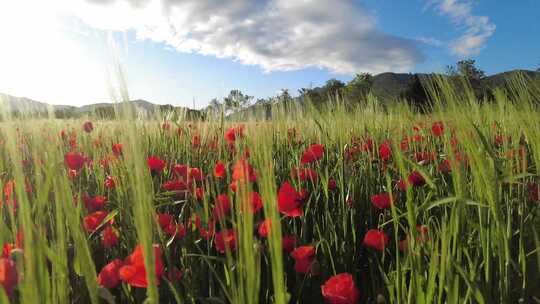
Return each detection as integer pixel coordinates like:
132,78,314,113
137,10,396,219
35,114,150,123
205,98,222,116
208,98,221,109
345,73,373,102
277,89,292,104
446,59,485,80
324,79,346,95
223,89,253,113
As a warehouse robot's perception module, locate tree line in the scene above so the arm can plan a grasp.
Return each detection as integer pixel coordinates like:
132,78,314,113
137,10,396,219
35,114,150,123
205,59,518,114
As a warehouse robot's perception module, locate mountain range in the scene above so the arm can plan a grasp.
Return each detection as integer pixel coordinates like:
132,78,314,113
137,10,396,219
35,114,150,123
0,94,201,119
1,69,537,117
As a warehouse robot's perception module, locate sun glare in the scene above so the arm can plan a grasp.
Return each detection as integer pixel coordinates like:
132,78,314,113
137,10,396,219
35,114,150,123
0,1,109,105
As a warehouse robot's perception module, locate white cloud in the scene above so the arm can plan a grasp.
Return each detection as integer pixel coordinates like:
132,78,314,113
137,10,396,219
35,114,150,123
70,0,424,75
429,0,495,56
417,37,444,47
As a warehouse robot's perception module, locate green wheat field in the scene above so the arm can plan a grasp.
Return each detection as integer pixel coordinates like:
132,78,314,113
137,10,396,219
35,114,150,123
0,75,539,303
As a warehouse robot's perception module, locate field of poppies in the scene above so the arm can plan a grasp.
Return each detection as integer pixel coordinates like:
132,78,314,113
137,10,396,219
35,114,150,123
1,79,540,303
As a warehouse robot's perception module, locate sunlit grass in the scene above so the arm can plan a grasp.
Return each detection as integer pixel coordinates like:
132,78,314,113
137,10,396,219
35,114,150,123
0,75,539,303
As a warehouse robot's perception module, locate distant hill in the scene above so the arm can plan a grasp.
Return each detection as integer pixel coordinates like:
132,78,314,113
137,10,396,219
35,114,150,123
227,69,539,119
371,72,421,100
76,99,160,113
0,94,200,119
482,69,538,89
0,93,56,113
369,69,538,102
1,69,538,119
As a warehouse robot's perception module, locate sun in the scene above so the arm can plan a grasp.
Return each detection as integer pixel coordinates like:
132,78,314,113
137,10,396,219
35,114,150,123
0,1,109,106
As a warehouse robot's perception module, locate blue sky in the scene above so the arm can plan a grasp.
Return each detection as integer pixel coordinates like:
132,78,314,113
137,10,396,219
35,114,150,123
0,0,538,108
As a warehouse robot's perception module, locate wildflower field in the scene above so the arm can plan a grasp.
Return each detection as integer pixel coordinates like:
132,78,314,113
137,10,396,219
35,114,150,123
1,78,540,303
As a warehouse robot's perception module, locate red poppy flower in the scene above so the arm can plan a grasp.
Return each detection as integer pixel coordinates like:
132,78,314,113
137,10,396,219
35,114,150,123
229,181,238,193
298,188,310,201
189,167,204,182
195,187,204,200
105,176,116,189
214,229,236,253
224,125,245,143
214,160,226,178
450,136,459,148
363,229,389,251
83,121,94,133
301,144,325,164
397,179,409,191
399,225,430,251
249,192,263,213
344,146,361,162
282,235,297,252
438,159,452,173
101,226,119,248
192,134,201,148
112,143,123,156
277,181,303,217
157,213,183,237
64,152,86,170
412,134,424,142
98,259,123,289
118,244,164,288
173,164,188,180
415,151,437,163
1,244,15,259
161,122,171,130
416,225,429,241
176,223,187,239
291,245,317,274
157,213,174,227
494,134,506,146
68,137,78,150
258,219,272,238
328,179,337,191
370,192,393,210
321,273,360,304
162,179,189,196
431,121,444,137
213,194,232,221
83,194,107,211
362,137,374,152
232,159,256,183
378,141,392,162
408,171,425,187
291,167,318,182
67,169,78,179
99,157,111,169
2,180,17,208
0,258,19,297
147,156,166,173
196,217,215,240
83,211,109,232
